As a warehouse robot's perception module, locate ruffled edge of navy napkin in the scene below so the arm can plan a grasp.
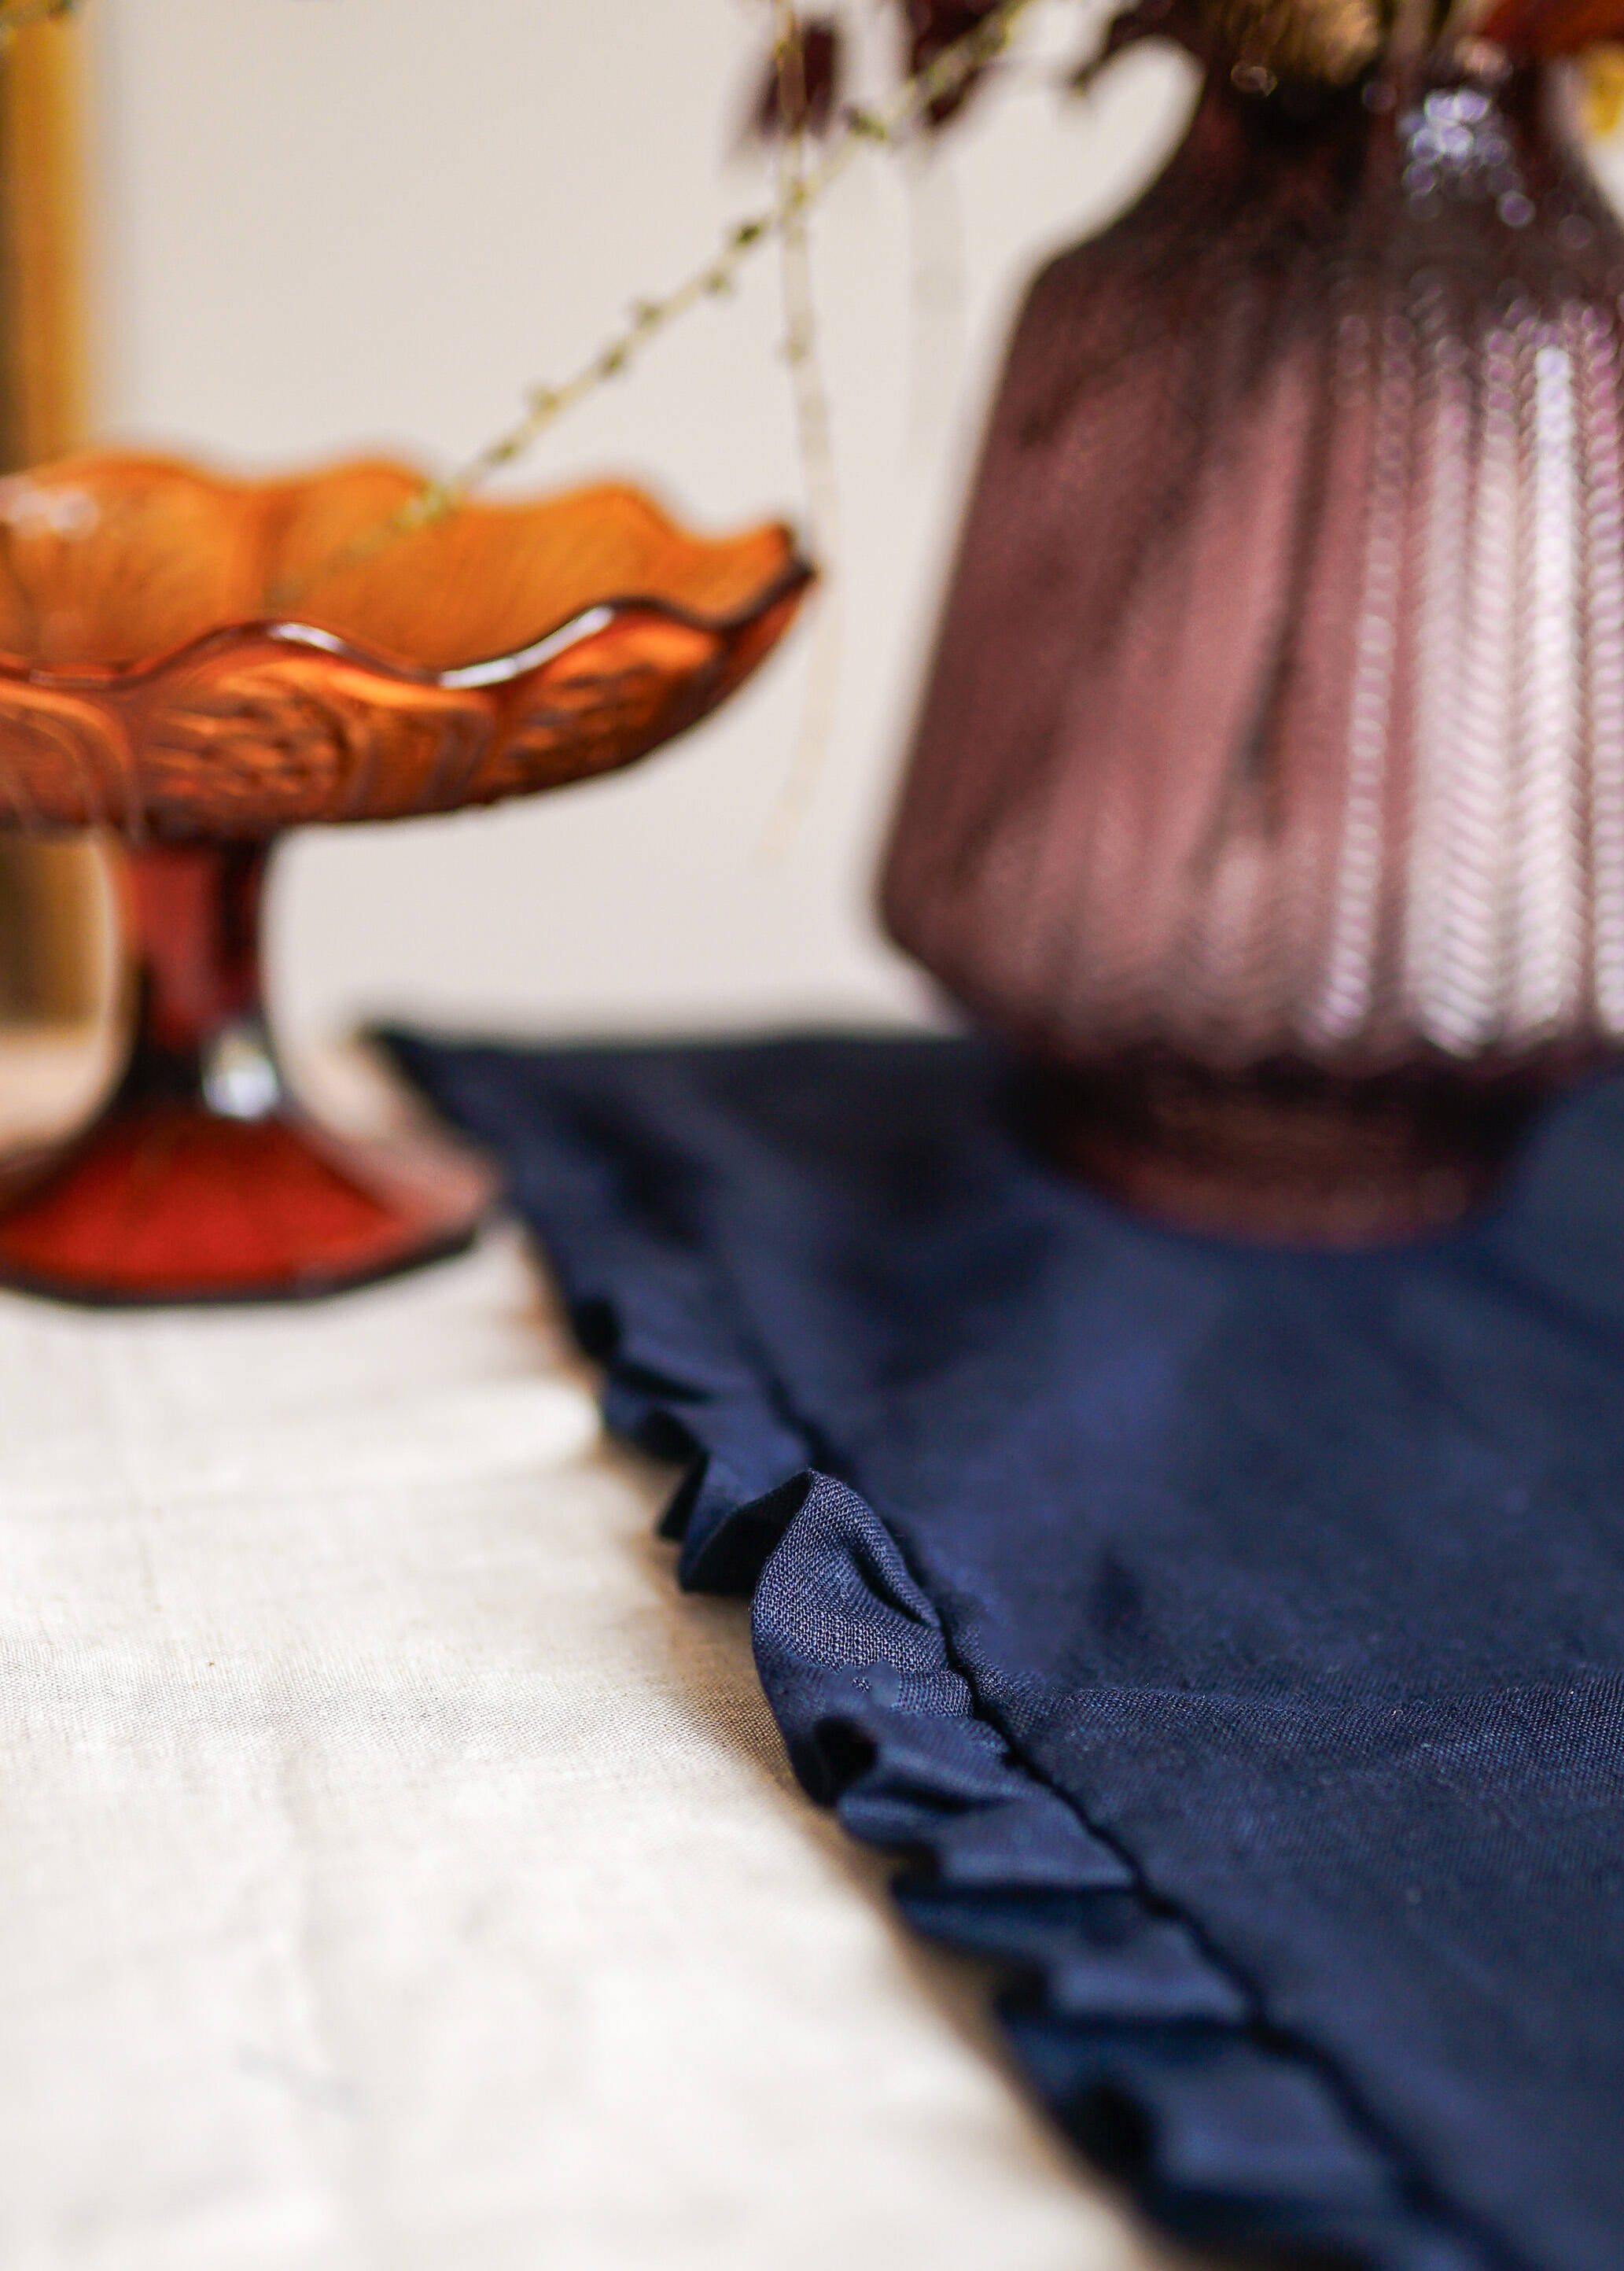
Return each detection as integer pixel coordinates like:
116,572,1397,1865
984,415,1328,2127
384,1032,1500,2271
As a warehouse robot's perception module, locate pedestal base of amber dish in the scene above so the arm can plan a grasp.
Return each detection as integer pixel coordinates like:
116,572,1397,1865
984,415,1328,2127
0,842,495,1306
1026,1056,1551,1247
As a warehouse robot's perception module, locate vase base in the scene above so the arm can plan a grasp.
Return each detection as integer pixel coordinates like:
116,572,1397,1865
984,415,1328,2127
1027,1058,1544,1247
0,1103,497,1306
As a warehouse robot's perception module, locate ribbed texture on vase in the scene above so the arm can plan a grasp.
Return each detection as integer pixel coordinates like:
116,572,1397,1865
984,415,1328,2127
882,66,1624,1082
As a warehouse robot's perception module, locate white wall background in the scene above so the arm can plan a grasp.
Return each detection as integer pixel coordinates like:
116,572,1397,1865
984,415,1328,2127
84,0,1195,1048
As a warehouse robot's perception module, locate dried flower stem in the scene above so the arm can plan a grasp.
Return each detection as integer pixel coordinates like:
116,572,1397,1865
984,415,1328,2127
769,6,838,559
760,2,845,854
278,0,1039,603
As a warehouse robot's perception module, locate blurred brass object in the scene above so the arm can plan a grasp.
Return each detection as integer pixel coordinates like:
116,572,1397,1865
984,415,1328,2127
1,6,86,462
1204,0,1385,81
0,4,107,1027
1582,39,1624,131
0,836,109,1017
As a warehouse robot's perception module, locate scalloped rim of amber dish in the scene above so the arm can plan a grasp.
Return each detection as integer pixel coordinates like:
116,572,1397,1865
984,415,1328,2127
0,452,812,687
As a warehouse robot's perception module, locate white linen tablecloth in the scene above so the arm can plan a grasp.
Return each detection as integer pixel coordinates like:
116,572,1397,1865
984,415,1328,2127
0,1208,1187,2271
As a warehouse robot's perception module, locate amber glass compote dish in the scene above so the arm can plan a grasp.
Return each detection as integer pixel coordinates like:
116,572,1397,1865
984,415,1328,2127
0,452,808,1302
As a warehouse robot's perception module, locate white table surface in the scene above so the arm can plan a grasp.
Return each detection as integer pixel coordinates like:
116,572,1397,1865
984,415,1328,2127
0,1186,1196,2271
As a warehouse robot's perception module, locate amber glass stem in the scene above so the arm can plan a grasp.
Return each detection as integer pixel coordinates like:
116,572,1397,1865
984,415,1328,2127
115,840,276,1109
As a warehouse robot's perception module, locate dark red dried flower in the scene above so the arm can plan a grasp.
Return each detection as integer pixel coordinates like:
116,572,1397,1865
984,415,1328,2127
749,15,844,141
749,2,1014,144
1479,0,1624,53
900,0,1007,123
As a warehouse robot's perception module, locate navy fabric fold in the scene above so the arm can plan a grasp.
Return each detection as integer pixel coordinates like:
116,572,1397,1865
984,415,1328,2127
386,1030,1624,2271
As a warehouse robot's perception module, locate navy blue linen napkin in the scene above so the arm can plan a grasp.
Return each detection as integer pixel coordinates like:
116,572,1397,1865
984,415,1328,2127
387,1030,1624,2271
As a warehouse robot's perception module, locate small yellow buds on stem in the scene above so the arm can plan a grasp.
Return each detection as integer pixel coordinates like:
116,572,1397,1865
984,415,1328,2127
277,0,1042,602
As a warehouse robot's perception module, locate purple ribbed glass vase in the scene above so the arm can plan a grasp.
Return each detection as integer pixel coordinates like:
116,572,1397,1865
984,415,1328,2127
882,61,1624,1240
